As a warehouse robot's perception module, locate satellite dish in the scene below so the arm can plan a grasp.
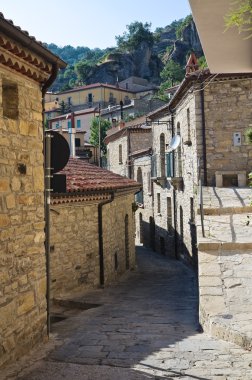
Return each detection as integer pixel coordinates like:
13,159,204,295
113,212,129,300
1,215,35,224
169,135,181,151
45,130,70,174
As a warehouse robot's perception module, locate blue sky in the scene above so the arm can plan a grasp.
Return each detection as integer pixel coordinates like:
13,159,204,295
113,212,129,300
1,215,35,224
1,1,191,48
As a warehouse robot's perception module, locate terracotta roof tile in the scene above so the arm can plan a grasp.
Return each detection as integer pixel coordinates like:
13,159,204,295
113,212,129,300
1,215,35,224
58,158,140,193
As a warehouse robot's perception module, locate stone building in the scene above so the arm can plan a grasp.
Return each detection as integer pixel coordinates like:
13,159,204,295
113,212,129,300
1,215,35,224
50,158,140,297
135,68,252,265
104,116,152,177
0,14,66,367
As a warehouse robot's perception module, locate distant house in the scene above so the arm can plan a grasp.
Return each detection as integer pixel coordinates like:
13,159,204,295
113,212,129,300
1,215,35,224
50,158,140,297
0,14,66,367
45,83,138,113
104,117,152,177
47,107,97,142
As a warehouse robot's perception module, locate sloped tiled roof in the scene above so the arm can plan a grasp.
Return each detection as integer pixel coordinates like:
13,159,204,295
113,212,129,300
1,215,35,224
56,158,140,193
0,12,66,68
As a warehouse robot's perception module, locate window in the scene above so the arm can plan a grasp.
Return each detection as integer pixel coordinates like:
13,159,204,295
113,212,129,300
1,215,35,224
75,138,81,147
187,108,191,141
190,197,195,223
136,167,143,205
147,172,152,194
67,120,71,129
160,133,165,177
55,122,59,129
166,152,174,177
157,193,161,214
119,144,122,164
77,119,81,129
2,80,19,119
88,93,92,103
176,122,182,177
167,197,173,232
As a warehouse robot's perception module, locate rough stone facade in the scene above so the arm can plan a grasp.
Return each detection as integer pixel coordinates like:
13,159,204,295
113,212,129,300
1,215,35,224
50,203,100,297
50,191,136,298
105,118,152,177
0,67,46,367
49,158,139,298
203,79,252,185
134,72,252,265
0,15,66,368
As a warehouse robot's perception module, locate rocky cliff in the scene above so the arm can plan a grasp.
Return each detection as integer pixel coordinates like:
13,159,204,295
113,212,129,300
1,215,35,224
84,20,203,86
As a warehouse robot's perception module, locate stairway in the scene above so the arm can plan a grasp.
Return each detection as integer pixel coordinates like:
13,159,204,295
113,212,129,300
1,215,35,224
197,186,252,350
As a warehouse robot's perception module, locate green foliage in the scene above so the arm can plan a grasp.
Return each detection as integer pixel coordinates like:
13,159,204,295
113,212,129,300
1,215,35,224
160,59,185,85
245,127,252,143
225,0,252,38
175,15,193,39
198,55,208,69
89,117,111,154
115,22,155,51
45,44,106,91
75,61,93,84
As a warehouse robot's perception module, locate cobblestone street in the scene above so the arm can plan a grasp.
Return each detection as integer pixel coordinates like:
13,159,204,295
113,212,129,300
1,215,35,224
3,246,252,380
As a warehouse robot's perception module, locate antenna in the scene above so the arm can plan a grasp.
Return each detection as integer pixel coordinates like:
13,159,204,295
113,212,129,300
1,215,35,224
167,135,181,151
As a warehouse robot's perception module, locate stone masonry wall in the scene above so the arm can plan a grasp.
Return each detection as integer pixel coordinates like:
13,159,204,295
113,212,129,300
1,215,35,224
198,246,252,348
107,135,128,176
0,68,46,367
103,192,136,283
50,192,137,297
130,131,152,153
204,78,252,185
134,156,154,247
172,91,199,264
50,202,100,298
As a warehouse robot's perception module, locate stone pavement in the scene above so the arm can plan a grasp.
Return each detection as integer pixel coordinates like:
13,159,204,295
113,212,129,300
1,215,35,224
2,246,252,380
197,186,252,351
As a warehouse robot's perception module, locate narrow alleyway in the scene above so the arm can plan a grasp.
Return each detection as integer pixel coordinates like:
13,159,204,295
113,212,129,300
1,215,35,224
3,246,252,380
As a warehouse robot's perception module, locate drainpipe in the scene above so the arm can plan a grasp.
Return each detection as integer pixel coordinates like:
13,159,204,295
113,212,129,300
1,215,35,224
169,106,178,260
42,62,59,336
200,85,207,186
127,128,131,178
98,192,115,286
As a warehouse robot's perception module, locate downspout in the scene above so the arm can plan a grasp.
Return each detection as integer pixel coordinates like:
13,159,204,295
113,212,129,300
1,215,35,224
98,192,115,286
169,106,178,260
200,84,207,186
127,128,131,178
42,62,59,336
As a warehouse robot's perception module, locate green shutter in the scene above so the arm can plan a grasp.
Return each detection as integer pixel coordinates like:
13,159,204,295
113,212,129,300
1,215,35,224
166,153,173,177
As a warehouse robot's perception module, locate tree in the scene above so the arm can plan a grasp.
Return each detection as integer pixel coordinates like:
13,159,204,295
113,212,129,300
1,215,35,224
225,0,252,38
115,21,155,51
89,117,111,154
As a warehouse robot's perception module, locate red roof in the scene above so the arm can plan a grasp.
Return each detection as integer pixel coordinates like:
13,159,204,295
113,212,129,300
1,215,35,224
58,158,140,193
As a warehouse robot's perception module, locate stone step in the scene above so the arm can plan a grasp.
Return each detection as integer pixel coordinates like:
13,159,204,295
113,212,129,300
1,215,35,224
202,186,251,209
198,205,252,215
197,212,252,245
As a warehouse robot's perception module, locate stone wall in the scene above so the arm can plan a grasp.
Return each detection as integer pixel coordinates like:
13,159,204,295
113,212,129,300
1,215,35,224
0,68,46,367
134,156,154,247
198,245,252,348
107,135,128,176
204,78,252,185
103,192,136,282
130,130,152,153
50,203,100,297
107,129,152,177
50,192,136,297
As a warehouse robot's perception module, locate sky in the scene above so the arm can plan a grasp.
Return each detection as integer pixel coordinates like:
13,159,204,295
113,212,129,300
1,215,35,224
1,1,191,49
